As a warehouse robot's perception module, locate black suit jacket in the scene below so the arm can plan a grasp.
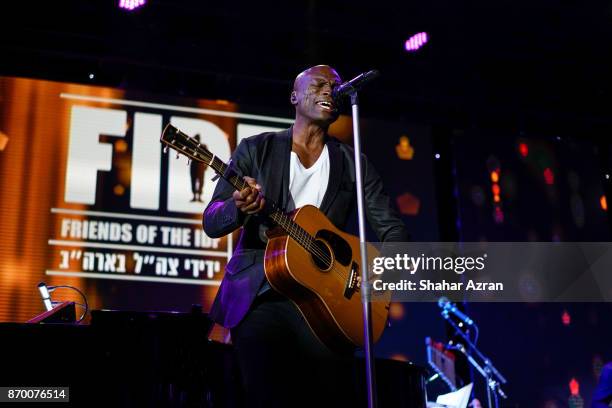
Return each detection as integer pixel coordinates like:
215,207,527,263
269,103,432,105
203,127,409,328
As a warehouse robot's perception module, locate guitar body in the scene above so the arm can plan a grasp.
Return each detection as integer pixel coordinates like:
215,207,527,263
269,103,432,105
264,205,390,352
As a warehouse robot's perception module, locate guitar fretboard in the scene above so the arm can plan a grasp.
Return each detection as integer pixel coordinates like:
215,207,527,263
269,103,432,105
162,123,320,252
208,152,316,252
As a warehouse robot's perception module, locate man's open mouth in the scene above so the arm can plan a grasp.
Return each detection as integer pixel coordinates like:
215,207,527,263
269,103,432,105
316,101,335,111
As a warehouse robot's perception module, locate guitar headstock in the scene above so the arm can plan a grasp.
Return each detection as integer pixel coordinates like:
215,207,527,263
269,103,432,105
160,123,213,165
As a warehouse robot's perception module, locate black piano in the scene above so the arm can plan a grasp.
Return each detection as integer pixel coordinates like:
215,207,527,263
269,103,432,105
0,309,427,407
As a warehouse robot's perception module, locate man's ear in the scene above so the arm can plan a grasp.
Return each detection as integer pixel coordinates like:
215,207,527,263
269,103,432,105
290,91,298,105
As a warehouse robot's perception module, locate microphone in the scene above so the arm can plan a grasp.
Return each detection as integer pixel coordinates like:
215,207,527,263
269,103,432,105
332,69,380,101
38,282,54,311
438,297,474,326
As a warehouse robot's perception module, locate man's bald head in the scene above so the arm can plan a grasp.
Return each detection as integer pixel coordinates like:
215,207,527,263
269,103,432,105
292,65,341,92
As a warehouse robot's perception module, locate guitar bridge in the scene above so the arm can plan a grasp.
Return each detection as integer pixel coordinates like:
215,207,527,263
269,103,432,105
344,262,359,299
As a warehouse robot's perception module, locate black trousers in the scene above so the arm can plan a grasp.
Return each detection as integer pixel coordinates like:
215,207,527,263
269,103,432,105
230,290,357,408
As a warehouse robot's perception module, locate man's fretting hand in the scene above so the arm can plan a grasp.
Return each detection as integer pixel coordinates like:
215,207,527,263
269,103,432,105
233,176,266,215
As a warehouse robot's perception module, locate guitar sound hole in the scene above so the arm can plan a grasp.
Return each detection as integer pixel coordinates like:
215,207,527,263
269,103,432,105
311,239,333,271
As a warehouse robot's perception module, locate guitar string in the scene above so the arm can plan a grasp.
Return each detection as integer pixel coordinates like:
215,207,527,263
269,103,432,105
163,133,376,289
229,164,372,289
220,160,357,284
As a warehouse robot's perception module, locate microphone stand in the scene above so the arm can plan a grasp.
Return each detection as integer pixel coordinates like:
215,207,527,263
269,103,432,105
442,312,507,408
349,91,378,408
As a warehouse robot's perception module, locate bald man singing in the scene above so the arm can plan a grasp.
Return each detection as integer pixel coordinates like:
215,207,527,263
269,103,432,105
204,65,408,407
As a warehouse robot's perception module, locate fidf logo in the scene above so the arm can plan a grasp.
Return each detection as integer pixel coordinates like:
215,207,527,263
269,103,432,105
63,104,283,214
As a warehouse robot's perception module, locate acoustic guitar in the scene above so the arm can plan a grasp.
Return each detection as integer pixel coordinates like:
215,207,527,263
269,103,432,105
160,124,389,352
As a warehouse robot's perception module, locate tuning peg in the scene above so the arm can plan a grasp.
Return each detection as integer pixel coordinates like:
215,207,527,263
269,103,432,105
176,153,180,159
163,146,168,154
187,159,191,165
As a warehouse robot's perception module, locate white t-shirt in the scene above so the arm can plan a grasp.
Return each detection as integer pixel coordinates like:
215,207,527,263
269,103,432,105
288,145,330,210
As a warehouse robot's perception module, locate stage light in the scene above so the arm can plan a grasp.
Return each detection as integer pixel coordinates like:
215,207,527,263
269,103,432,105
395,135,414,160
396,192,421,215
119,0,146,11
519,142,529,157
404,32,428,52
494,207,504,224
88,73,94,80
568,377,584,408
389,303,405,320
488,167,504,223
543,168,554,185
37,282,53,311
562,310,571,326
600,195,607,211
434,153,440,159
569,378,580,395
491,184,500,196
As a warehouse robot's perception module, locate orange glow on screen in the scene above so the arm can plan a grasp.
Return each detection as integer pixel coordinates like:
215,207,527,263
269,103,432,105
0,76,240,323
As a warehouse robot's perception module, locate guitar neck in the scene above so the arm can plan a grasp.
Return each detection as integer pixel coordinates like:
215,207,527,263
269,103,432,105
208,156,248,191
208,156,315,249
160,123,315,250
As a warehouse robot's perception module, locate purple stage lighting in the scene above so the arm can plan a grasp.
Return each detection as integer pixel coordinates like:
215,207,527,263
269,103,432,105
119,0,146,11
404,32,428,52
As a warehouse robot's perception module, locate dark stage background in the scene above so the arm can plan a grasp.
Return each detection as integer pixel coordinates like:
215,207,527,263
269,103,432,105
1,1,612,406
